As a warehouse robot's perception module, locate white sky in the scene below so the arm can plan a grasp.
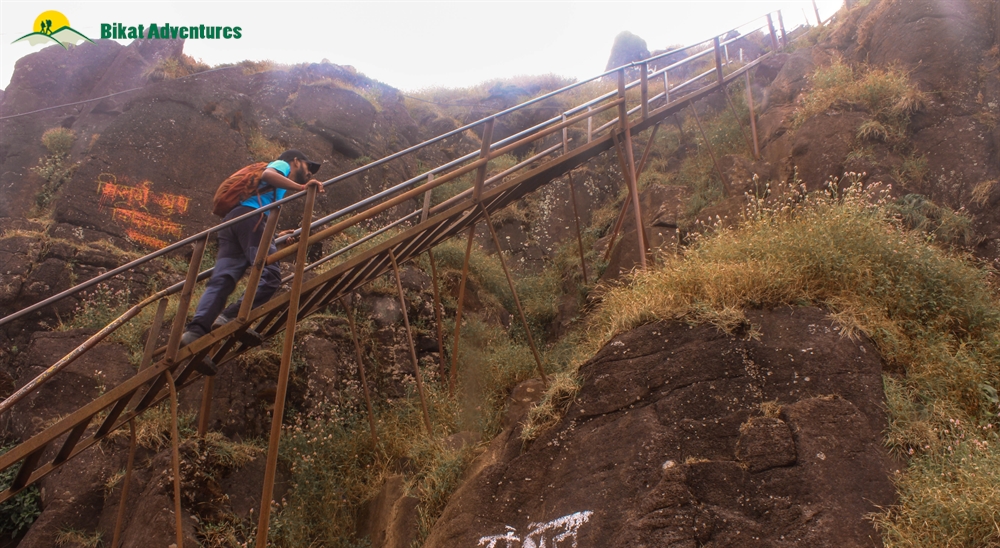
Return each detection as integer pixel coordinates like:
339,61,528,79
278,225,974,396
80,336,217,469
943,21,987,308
0,1,843,92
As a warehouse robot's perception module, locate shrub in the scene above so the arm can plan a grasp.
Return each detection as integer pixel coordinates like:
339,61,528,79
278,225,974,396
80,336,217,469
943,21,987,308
41,127,75,156
30,128,78,213
795,58,922,144
0,445,42,539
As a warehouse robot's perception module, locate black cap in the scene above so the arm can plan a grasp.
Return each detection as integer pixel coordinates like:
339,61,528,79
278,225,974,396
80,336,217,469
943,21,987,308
278,149,321,175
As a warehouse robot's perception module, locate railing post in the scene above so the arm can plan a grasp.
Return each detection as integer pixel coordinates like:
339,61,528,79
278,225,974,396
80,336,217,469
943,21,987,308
766,14,780,52
640,62,649,119
139,299,169,370
713,37,725,85
778,10,789,48
165,237,208,365
587,106,593,143
562,115,588,284
745,71,760,160
237,207,282,322
473,118,495,202
617,69,648,269
255,185,316,548
663,71,670,104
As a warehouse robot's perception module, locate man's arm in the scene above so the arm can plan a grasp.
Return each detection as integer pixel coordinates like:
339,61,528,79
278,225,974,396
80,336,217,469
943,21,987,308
260,168,325,192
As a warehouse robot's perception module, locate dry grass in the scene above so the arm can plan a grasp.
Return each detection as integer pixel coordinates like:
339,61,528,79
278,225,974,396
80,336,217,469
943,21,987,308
795,57,922,145
525,174,1000,547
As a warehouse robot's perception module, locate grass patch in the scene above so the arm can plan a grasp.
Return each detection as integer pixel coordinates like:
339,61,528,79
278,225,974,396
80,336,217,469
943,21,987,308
30,127,78,216
795,57,923,146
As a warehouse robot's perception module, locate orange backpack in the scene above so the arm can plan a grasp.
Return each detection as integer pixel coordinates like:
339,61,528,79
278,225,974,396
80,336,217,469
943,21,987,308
211,162,270,217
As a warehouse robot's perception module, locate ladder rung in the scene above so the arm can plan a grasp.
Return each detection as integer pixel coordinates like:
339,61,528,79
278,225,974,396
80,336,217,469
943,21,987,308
11,446,46,490
53,416,95,464
93,389,137,438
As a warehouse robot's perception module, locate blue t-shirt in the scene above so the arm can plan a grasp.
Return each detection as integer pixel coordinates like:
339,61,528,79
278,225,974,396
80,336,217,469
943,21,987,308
239,160,289,209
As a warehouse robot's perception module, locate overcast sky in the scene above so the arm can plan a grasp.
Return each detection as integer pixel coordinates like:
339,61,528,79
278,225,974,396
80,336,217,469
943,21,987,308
1,1,843,92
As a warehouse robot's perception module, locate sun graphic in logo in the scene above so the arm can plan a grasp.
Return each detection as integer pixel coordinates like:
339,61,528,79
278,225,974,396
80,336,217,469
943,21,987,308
33,10,70,35
13,10,93,48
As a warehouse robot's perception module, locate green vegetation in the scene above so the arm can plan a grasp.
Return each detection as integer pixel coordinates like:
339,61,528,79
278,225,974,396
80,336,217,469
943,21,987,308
258,221,592,546
30,127,78,215
0,445,41,539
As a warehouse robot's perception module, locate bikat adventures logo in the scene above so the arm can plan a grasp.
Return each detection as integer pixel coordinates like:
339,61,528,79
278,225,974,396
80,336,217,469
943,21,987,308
11,10,94,48
10,10,244,47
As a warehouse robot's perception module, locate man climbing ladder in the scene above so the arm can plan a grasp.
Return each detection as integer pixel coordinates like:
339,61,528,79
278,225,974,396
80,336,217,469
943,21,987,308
180,150,325,373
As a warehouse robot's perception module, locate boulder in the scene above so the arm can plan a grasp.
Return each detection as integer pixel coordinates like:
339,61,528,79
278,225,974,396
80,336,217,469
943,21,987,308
606,31,651,71
424,307,897,548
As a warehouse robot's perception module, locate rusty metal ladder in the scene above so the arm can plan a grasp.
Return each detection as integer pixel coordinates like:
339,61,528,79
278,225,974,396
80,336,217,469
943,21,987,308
0,12,790,545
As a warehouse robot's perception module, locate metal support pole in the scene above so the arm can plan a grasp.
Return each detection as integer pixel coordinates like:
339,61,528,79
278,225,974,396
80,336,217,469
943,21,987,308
111,420,137,548
587,106,593,143
342,297,379,449
165,238,208,364
811,2,822,26
166,370,183,548
388,249,433,433
640,62,649,119
449,223,476,397
421,175,448,380
427,250,447,379
197,376,214,438
778,10,789,47
603,122,658,262
663,71,671,104
237,207,282,322
562,115,588,284
255,185,316,548
766,14,780,52
617,69,648,270
690,104,732,198
713,37,725,85
479,205,547,385
139,299,169,371
723,86,755,159
421,173,435,222
635,122,661,179
745,71,760,160
473,118,495,202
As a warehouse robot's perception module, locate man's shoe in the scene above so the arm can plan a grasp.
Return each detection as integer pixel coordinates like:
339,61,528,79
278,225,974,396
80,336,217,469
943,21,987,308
192,357,218,377
180,330,201,347
212,314,234,329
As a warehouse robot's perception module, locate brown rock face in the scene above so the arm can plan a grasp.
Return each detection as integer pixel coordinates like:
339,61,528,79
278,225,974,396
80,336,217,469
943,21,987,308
424,307,897,548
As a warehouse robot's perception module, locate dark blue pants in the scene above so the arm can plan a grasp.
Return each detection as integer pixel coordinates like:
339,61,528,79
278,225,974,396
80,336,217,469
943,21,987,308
186,206,281,336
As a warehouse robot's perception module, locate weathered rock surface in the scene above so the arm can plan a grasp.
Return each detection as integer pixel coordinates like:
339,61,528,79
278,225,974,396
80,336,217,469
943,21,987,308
424,307,897,547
